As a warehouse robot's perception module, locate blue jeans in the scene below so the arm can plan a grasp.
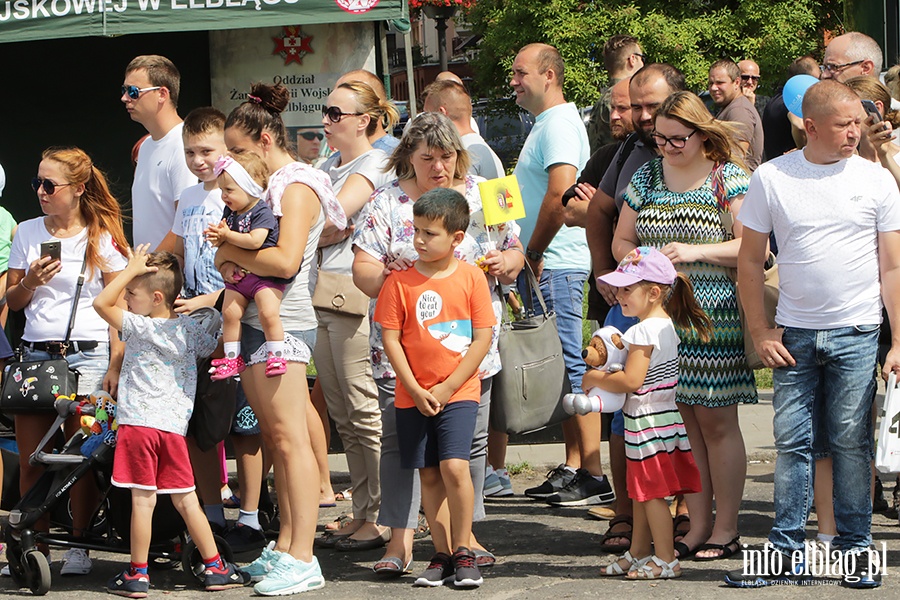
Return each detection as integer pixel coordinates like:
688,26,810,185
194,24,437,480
770,325,878,554
518,269,589,394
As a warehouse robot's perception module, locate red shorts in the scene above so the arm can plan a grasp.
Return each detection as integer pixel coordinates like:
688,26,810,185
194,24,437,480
111,425,196,494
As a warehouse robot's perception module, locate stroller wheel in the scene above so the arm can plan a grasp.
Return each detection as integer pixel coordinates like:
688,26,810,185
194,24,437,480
23,550,50,595
181,534,234,585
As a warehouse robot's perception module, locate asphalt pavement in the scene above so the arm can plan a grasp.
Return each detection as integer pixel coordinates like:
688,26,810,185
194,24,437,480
3,391,900,598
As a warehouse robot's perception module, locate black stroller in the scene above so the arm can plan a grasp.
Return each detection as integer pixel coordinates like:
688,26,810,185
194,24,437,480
4,307,233,595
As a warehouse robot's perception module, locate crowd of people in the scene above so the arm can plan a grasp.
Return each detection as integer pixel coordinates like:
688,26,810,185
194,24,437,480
0,27,898,595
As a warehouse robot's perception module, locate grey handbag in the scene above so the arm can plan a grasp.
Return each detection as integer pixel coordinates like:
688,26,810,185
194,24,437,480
490,265,571,435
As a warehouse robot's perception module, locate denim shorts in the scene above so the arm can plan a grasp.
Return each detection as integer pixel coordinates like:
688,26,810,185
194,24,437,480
23,343,110,395
239,326,316,366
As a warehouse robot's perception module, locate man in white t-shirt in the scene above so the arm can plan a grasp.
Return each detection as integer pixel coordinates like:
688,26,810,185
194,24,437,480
422,80,504,179
732,80,900,588
121,55,198,250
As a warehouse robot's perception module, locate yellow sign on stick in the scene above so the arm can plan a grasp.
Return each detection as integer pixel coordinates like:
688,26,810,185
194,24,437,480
479,175,526,226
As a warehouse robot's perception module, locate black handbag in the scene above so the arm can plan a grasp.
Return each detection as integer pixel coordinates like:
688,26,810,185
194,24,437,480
489,264,571,435
0,257,87,413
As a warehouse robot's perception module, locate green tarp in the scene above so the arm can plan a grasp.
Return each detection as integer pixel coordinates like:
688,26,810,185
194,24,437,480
0,0,403,43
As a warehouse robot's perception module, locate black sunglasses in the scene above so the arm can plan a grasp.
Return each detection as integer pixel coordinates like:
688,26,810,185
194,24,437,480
740,74,761,82
322,106,363,124
121,85,162,100
299,131,324,141
32,178,73,195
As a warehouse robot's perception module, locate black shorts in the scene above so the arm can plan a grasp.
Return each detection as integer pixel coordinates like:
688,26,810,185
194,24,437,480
396,401,479,469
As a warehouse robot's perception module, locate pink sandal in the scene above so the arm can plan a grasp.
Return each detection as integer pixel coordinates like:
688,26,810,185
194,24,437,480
209,355,246,380
265,354,287,377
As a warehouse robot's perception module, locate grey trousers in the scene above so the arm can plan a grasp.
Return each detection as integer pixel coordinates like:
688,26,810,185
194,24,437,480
375,377,490,529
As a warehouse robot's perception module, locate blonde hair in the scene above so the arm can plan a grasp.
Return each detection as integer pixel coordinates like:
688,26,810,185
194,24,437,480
654,91,747,170
337,81,400,137
42,147,128,279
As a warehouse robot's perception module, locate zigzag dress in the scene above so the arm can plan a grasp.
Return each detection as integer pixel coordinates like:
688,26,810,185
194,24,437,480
624,158,758,407
622,318,701,501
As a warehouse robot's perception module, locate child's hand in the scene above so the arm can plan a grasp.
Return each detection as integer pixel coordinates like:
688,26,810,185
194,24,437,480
412,387,441,417
205,220,229,247
124,244,158,276
428,381,453,407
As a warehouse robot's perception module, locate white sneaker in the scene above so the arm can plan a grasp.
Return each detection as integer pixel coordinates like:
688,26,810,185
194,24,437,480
253,554,325,596
1,564,10,577
60,548,92,576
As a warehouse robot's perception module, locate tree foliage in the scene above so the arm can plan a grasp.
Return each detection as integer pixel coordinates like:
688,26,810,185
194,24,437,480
463,0,843,107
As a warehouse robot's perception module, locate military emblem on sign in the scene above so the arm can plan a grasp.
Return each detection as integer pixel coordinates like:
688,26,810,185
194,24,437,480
334,0,380,14
272,26,314,66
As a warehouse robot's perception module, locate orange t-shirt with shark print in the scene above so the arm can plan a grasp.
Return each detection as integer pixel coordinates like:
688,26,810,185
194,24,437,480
374,260,496,410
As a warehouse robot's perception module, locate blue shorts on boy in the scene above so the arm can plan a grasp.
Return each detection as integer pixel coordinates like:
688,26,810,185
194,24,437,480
396,401,479,469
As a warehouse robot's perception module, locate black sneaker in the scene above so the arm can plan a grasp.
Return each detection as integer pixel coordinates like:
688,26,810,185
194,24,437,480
224,523,267,554
107,569,150,598
724,549,807,588
841,549,883,589
203,561,252,590
545,469,615,506
524,464,576,499
451,547,483,588
413,552,453,587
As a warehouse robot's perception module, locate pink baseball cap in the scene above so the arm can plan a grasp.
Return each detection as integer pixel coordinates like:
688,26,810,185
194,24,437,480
598,246,677,287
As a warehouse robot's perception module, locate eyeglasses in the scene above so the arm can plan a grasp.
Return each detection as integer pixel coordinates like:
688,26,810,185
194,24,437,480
819,60,864,75
31,178,73,195
650,130,698,149
299,131,324,141
121,85,162,100
322,106,363,123
633,52,647,62
740,74,760,82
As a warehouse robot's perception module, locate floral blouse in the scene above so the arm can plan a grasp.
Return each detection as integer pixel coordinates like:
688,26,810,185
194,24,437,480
353,175,521,380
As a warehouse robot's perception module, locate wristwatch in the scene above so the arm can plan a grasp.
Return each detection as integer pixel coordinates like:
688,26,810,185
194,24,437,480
525,247,543,262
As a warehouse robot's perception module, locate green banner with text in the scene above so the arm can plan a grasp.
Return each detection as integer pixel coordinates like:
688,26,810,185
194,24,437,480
0,0,403,43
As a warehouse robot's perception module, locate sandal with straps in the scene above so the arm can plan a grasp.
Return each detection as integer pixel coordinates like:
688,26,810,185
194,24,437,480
600,551,650,577
627,555,682,580
599,514,633,553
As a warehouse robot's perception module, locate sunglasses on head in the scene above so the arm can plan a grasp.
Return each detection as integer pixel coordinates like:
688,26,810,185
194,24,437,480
322,106,363,124
299,131,324,141
121,85,162,100
31,178,73,195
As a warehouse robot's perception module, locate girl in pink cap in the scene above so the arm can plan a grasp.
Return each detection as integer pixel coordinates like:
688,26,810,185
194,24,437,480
595,246,709,580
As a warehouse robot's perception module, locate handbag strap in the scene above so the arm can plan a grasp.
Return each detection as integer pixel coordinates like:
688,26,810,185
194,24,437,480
711,162,735,241
497,261,550,325
62,252,89,345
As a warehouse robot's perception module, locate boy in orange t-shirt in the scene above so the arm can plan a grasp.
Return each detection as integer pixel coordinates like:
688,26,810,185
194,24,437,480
374,188,495,589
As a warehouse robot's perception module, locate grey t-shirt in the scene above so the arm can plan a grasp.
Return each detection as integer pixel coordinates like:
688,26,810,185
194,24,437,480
598,135,657,212
717,94,764,172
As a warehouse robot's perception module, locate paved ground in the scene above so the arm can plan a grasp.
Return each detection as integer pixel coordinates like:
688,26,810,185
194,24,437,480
4,391,900,598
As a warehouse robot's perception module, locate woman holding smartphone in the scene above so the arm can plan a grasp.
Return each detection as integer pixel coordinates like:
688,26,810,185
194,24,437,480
6,147,128,575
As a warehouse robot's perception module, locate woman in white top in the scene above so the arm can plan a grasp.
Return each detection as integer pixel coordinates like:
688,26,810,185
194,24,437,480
7,147,129,574
218,82,346,594
312,81,398,550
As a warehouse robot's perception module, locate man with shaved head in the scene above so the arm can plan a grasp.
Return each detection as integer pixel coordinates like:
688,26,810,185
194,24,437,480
730,80,900,588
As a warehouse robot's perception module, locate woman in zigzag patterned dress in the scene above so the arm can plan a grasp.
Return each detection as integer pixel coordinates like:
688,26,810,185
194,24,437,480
612,91,758,562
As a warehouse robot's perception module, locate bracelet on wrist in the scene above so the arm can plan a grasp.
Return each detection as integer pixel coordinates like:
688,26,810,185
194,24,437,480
20,279,36,293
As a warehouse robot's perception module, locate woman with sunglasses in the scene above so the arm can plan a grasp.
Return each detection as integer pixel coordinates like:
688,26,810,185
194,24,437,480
217,82,345,595
311,81,398,552
6,147,129,574
352,112,523,578
612,91,757,563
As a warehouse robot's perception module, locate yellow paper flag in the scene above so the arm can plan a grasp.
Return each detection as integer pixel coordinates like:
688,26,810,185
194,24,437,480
479,174,526,226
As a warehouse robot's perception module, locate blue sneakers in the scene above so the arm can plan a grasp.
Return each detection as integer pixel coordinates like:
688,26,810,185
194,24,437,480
253,553,325,596
240,541,283,583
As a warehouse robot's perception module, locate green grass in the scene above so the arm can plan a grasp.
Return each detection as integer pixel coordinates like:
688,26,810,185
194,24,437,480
506,461,533,476
755,368,773,390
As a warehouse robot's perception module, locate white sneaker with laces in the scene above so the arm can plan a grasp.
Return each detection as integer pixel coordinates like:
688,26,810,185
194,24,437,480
60,548,92,576
253,553,324,596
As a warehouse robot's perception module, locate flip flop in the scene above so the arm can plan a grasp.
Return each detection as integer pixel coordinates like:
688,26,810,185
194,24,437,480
324,513,353,532
587,506,617,521
373,556,413,577
319,501,337,508
335,488,353,501
693,536,741,561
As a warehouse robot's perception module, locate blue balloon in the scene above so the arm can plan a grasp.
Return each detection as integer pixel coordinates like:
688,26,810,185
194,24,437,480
783,74,819,118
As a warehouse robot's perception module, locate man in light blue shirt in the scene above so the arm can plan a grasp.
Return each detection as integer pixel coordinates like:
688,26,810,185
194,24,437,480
511,43,614,508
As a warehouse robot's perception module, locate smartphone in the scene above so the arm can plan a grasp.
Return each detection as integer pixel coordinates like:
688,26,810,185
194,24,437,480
862,99,883,123
40,240,61,262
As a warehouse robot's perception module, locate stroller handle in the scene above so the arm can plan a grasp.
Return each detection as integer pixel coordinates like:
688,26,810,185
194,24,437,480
56,397,94,417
